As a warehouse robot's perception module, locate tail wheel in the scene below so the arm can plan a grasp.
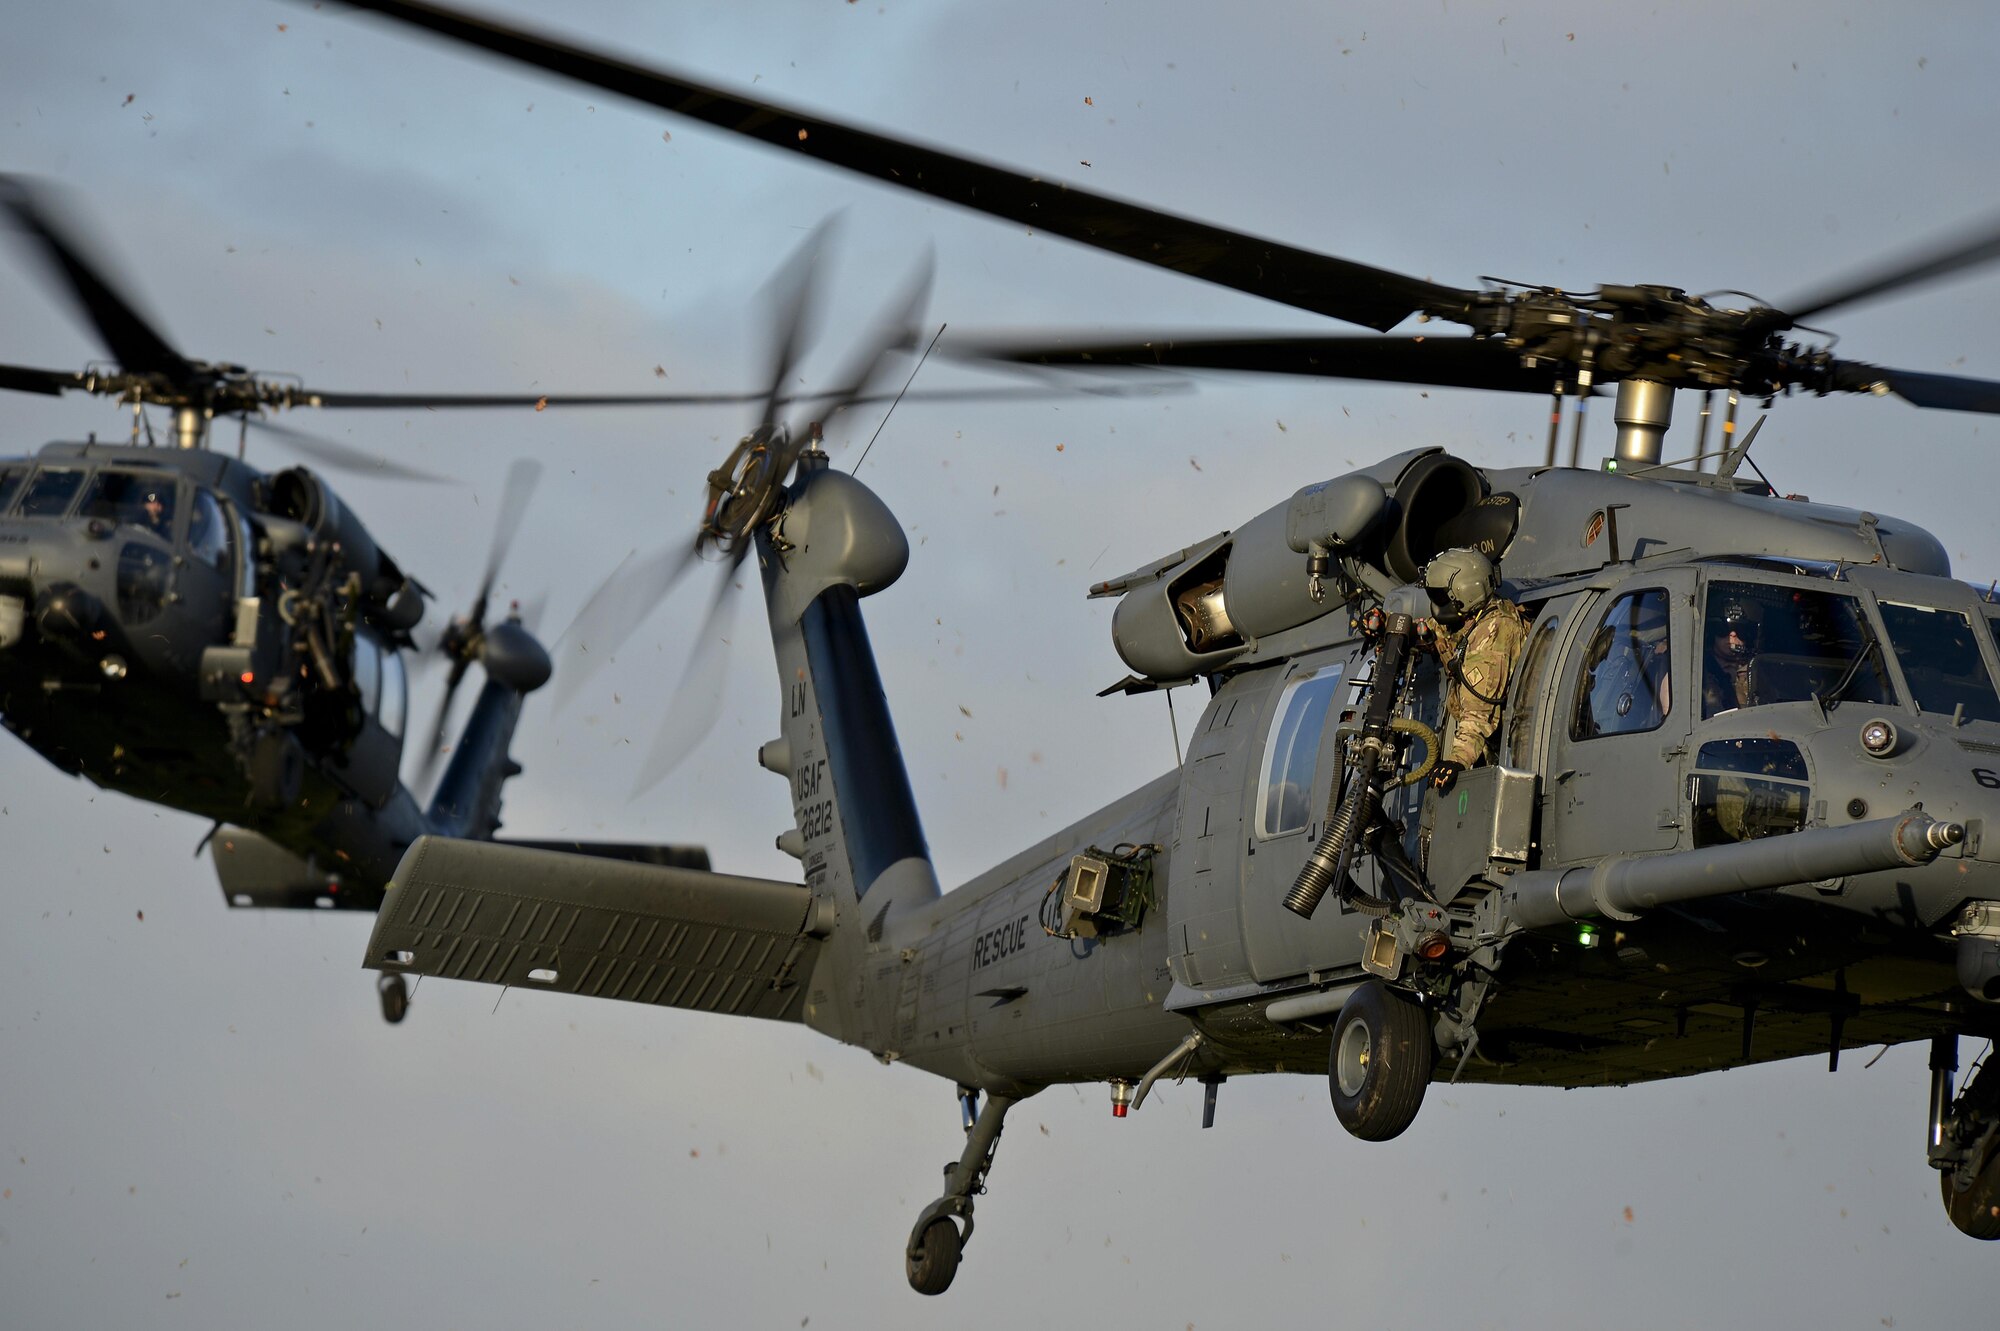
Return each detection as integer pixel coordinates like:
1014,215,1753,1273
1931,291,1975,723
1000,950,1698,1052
905,1216,962,1296
1941,1144,2000,1240
1329,979,1434,1141
377,973,411,1025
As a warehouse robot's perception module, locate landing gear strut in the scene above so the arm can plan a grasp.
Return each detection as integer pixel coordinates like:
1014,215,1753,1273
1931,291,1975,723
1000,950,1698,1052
1932,1036,2000,1240
905,1087,1021,1295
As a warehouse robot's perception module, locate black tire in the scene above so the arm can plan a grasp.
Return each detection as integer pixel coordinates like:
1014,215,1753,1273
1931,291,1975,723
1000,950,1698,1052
247,732,302,810
1941,1147,2000,1240
905,1217,961,1296
377,973,410,1025
1329,979,1434,1141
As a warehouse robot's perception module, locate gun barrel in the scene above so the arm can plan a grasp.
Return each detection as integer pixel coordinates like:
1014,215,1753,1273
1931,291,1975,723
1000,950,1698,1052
1500,810,1962,931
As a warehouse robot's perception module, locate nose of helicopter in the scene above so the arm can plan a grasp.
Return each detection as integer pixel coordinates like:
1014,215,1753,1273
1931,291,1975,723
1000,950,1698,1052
1800,714,2000,930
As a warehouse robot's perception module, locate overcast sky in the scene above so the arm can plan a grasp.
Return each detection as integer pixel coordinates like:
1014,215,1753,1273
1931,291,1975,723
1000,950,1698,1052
3,1,1998,1326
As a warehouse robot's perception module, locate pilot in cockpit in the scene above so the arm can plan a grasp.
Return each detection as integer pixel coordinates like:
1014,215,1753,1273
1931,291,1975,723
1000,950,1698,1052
1702,598,1763,717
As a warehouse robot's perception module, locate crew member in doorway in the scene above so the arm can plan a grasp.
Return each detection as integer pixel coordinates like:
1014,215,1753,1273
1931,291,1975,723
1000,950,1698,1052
1424,548,1527,792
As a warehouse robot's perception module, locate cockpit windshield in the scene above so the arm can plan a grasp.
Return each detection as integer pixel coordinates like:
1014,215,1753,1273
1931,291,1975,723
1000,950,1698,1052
1701,580,1892,718
0,466,25,513
78,470,177,537
1879,602,2000,722
17,467,85,518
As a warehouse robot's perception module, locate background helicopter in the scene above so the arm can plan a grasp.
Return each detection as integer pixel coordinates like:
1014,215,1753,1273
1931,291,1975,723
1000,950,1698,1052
0,174,850,1020
5,0,2000,1326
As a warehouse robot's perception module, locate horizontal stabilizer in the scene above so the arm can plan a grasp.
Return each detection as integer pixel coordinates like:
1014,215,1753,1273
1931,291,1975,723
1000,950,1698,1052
212,826,382,912
365,836,821,1022
495,837,710,871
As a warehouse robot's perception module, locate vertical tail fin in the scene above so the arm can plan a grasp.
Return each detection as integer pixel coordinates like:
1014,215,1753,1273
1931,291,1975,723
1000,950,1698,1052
761,457,940,945
424,618,549,839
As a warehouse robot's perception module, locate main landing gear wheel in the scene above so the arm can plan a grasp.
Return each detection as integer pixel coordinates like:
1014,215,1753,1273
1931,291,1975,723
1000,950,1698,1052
905,1217,962,1295
1941,1144,2000,1240
1329,979,1434,1141
377,972,410,1025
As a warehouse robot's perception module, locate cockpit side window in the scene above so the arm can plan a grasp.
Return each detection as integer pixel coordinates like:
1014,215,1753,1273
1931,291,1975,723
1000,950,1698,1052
1257,665,1343,838
380,649,407,740
0,466,26,514
1701,580,1891,718
1571,590,1672,741
78,470,177,537
353,632,382,719
187,489,229,569
1879,602,2000,723
17,468,86,518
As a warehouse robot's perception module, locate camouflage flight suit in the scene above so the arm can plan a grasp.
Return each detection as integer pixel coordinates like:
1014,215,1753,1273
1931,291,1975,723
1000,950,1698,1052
1439,598,1530,768
1702,650,1756,718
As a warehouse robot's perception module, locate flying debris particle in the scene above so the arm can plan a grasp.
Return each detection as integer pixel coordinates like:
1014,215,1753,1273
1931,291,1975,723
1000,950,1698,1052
1039,1123,1049,1135
806,1062,823,1081
1276,420,1287,432
1084,96,1094,105
654,365,667,378
958,705,973,718
1189,456,1202,471
508,275,520,286
689,1149,699,1158
1623,1206,1635,1223
1567,31,1574,40
797,128,809,141
1056,443,1065,452
997,767,1009,789
662,130,673,143
277,22,288,31
122,93,134,106
1080,160,1091,167
535,397,549,411
136,910,143,922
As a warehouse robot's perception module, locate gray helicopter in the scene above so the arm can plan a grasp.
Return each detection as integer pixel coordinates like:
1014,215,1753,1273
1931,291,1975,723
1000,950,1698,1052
0,175,768,1021
329,0,2000,1291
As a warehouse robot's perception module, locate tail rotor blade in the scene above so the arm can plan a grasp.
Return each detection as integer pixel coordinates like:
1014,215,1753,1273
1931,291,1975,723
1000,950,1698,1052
755,214,841,440
632,552,748,796
812,247,935,440
550,539,705,711
416,655,472,786
470,458,542,625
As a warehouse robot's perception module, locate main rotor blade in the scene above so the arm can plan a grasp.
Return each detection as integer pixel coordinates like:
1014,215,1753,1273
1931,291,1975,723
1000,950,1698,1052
278,380,1186,410
550,539,705,711
1773,212,2000,329
0,361,84,397
947,331,1579,395
247,416,452,483
632,554,745,798
1829,360,2000,414
298,387,796,409
330,1,1480,332
471,457,543,624
0,174,196,382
